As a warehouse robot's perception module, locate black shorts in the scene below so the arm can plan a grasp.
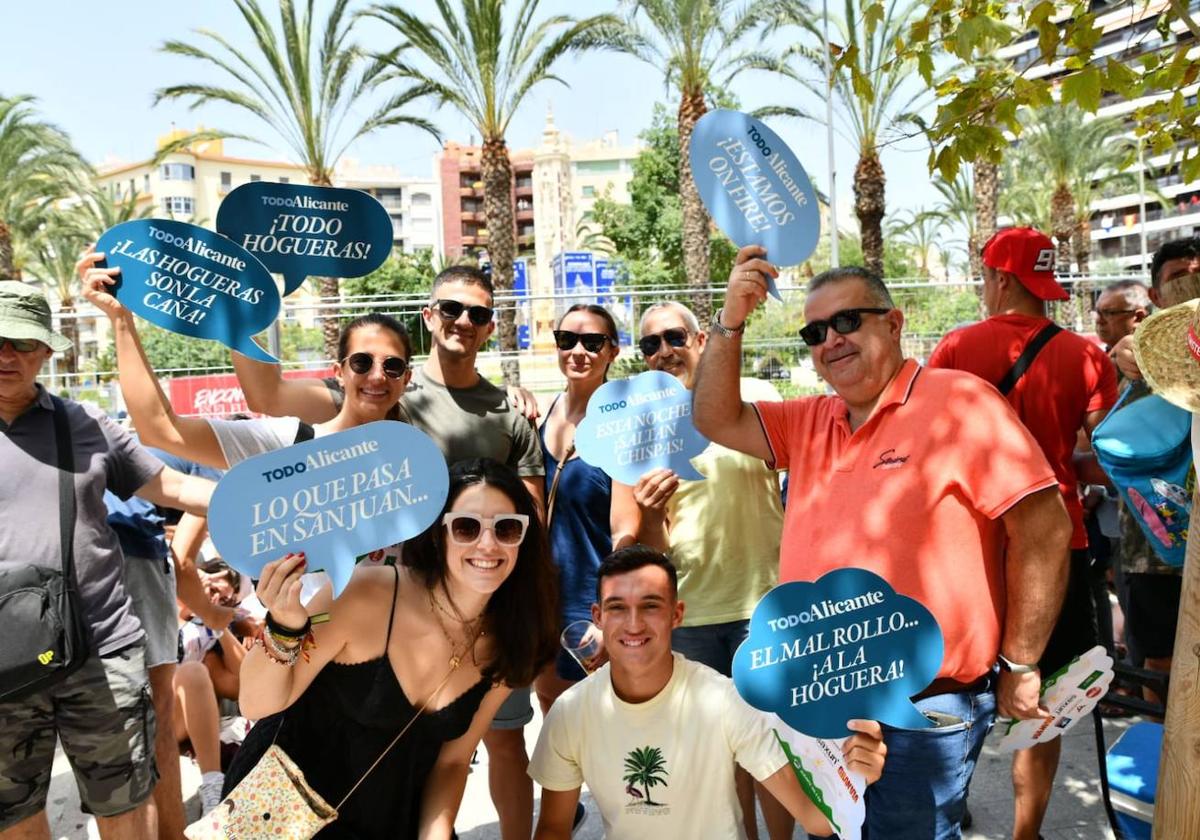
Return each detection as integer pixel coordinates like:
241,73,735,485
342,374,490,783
1039,549,1101,678
1125,574,1182,660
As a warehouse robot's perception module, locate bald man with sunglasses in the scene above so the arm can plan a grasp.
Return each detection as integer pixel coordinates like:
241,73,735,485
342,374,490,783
692,247,1072,839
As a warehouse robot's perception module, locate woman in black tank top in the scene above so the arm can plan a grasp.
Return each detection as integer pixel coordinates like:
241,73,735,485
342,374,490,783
227,459,559,838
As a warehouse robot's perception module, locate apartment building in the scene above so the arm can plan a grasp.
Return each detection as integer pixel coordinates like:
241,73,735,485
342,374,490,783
999,0,1200,271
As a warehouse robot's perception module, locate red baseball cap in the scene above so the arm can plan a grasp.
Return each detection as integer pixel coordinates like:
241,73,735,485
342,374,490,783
981,228,1068,301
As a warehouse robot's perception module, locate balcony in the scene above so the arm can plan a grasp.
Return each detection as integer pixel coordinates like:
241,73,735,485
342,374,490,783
460,210,485,222
517,233,535,246
461,233,490,247
459,185,483,197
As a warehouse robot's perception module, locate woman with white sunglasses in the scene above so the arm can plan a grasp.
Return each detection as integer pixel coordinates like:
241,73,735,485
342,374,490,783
225,459,558,838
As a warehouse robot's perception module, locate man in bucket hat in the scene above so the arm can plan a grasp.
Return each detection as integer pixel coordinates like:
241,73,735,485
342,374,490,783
0,281,215,839
926,228,1117,840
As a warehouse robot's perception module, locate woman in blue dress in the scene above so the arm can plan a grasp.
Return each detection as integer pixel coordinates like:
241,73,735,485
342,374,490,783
534,304,639,713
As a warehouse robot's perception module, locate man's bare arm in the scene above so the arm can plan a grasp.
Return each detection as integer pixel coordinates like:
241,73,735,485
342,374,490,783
997,486,1072,718
692,246,778,462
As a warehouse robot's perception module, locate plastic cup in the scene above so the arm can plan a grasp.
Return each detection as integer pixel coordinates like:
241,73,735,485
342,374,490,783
561,619,604,674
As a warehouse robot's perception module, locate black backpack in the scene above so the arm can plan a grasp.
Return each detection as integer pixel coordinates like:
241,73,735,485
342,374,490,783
0,396,92,702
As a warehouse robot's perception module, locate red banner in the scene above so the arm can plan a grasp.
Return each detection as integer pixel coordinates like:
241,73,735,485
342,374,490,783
167,368,332,417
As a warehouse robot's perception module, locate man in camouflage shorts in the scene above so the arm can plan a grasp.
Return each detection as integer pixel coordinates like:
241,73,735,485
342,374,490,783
0,281,214,839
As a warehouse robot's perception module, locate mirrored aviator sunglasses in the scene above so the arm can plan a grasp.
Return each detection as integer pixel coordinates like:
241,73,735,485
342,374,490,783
344,352,409,379
553,330,610,353
442,512,530,546
638,328,690,357
798,308,891,347
434,299,494,326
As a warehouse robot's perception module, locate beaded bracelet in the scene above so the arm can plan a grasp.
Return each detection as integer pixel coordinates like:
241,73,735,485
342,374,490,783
256,632,300,667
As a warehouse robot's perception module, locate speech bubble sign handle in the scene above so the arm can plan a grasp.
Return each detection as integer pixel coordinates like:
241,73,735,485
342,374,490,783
96,219,281,363
689,110,823,301
207,422,449,596
733,568,944,739
575,371,709,484
217,182,394,296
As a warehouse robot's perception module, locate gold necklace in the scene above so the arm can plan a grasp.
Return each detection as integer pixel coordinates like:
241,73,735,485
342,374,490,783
428,589,485,668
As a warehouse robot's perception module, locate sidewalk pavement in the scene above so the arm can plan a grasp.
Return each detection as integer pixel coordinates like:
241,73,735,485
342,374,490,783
49,706,1130,839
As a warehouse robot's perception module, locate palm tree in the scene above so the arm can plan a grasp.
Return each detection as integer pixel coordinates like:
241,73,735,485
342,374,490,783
0,94,85,281
750,0,924,277
887,208,941,278
622,746,669,805
620,0,766,321
154,0,439,358
1009,104,1139,275
368,1,626,385
928,168,977,278
26,218,88,374
973,160,999,274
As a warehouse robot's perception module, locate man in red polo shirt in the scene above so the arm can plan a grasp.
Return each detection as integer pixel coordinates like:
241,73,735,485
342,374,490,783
692,247,1072,839
926,227,1117,840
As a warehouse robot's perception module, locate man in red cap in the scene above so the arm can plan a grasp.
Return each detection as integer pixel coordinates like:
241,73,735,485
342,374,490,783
927,227,1118,840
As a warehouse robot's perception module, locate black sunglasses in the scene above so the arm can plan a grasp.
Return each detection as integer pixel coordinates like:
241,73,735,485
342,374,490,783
638,328,690,357
798,308,891,346
0,337,41,353
343,352,410,379
553,330,611,353
433,299,494,326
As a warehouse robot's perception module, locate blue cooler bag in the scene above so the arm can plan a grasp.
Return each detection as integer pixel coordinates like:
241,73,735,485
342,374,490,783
1106,721,1161,840
1092,385,1194,567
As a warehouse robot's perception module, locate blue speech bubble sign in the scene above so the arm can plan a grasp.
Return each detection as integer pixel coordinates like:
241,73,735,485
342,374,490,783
216,182,394,296
574,370,709,484
206,422,449,596
733,568,944,739
689,109,822,300
95,219,280,363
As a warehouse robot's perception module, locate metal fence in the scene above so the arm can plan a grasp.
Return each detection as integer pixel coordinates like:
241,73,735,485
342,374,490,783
41,271,1147,415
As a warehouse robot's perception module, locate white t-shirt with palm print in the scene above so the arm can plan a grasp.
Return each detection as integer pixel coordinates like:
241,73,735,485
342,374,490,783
529,653,786,839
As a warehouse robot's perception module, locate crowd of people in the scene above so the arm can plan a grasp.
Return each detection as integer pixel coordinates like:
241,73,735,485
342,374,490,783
0,225,1193,840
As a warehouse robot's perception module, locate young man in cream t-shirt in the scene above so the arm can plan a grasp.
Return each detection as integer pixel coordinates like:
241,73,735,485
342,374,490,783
528,547,887,839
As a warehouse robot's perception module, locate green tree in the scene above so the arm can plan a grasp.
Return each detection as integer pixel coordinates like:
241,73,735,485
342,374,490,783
1006,104,1138,275
886,3,1200,185
887,208,942,278
751,0,924,277
26,219,88,373
619,0,767,321
368,0,625,385
98,323,235,377
929,167,977,278
0,94,86,280
590,103,738,295
341,249,436,354
622,746,669,806
154,0,438,358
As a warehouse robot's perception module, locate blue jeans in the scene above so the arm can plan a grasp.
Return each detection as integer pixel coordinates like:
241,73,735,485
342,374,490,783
671,619,750,677
812,681,996,840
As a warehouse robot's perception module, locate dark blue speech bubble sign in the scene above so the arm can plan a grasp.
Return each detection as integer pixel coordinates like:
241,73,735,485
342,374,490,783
574,370,709,484
96,219,280,363
733,568,944,739
216,182,394,295
206,422,449,597
689,109,822,300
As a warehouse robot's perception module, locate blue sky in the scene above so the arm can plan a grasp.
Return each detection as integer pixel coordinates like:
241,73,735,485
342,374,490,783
1,1,942,226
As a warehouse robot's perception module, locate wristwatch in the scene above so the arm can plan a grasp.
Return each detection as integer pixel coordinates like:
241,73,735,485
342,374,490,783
710,309,745,339
997,654,1038,674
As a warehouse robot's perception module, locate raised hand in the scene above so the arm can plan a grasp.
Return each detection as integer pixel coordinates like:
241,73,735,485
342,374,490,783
76,244,125,320
256,552,308,631
721,244,779,329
